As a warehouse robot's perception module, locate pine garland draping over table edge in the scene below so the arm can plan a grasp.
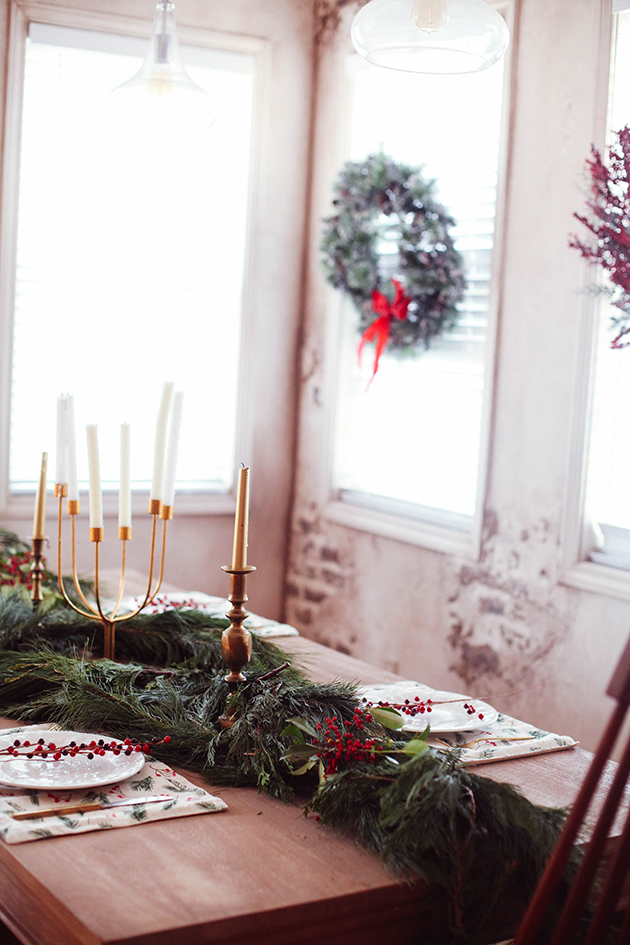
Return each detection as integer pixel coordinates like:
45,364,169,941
0,534,582,943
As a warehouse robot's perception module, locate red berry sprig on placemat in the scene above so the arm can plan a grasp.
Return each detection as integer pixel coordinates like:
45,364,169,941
360,695,485,723
0,734,171,762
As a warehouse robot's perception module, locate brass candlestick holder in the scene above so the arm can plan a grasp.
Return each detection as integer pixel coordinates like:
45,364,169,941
29,537,48,609
220,564,256,688
56,487,170,661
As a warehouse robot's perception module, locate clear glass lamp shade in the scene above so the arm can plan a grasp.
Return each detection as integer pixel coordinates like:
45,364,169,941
109,0,216,133
351,0,510,74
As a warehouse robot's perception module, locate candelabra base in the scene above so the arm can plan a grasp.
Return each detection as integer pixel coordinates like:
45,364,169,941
102,620,115,661
219,565,256,729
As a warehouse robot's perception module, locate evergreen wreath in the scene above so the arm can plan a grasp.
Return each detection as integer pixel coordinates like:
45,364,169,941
0,534,583,944
321,152,466,370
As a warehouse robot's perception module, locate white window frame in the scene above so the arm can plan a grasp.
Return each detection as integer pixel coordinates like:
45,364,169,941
319,0,514,559
558,0,630,601
0,0,270,522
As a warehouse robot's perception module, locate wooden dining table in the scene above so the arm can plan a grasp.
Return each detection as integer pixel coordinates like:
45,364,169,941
0,608,615,945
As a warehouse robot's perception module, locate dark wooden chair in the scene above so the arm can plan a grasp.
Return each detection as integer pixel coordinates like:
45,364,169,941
513,633,630,945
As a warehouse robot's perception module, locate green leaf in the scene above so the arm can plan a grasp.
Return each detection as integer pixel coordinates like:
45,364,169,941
290,758,317,777
280,723,306,743
369,706,404,730
281,743,319,762
402,737,429,757
286,716,319,739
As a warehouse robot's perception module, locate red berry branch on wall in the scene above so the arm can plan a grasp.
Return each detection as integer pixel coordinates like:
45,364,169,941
571,125,630,348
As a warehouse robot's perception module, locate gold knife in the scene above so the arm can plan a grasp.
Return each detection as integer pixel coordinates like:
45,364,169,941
10,794,174,820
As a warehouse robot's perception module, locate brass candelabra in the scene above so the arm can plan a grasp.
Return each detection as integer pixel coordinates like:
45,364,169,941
55,487,170,661
29,537,48,609
219,563,256,730
220,564,256,687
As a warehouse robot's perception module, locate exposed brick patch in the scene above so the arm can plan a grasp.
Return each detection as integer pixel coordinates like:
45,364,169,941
294,607,313,625
320,547,338,562
286,508,354,646
321,568,345,588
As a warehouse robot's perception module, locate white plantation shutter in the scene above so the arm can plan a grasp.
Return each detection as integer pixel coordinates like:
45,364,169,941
332,55,505,520
9,23,255,493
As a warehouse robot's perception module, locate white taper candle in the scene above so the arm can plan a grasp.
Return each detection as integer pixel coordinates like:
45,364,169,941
119,422,132,530
55,396,68,486
162,392,184,509
150,381,175,503
86,424,103,530
66,395,79,503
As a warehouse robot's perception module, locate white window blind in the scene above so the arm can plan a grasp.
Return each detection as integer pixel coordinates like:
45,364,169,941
9,23,254,493
332,53,505,521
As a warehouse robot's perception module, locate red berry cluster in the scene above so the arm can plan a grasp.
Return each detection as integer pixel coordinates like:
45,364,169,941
360,695,485,722
0,551,34,590
314,708,383,776
463,703,484,721
146,595,201,614
0,735,171,763
361,695,435,717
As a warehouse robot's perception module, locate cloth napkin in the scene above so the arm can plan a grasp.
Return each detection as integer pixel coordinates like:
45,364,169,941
127,591,299,639
358,681,577,766
426,713,578,765
0,726,227,844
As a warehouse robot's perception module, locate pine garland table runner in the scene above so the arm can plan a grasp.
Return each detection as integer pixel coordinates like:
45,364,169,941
0,567,587,944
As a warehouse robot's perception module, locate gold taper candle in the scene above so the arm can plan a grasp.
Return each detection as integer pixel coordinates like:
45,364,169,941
32,452,48,540
231,466,250,569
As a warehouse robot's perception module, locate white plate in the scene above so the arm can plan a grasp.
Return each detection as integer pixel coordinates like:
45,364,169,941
0,729,146,790
358,683,499,734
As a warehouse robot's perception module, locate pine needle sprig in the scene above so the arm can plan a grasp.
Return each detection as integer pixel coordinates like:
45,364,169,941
223,677,360,800
0,586,298,676
308,750,578,944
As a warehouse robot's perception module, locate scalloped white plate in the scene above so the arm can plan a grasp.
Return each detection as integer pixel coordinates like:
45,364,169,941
358,683,499,733
0,729,146,790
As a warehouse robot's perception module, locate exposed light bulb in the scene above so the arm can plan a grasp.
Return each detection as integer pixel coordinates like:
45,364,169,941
109,0,216,135
412,0,449,32
351,0,510,74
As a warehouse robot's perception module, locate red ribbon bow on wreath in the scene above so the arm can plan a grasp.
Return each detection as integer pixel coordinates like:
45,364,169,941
358,279,411,384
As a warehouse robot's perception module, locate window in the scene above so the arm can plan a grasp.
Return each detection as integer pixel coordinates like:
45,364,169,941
325,5,510,552
2,17,255,499
576,3,630,574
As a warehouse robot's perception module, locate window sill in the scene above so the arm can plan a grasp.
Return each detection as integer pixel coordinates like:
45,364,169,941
324,492,478,557
0,490,236,521
560,558,630,604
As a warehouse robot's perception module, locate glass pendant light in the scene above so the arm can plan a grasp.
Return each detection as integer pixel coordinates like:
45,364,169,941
351,0,509,74
109,0,216,133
